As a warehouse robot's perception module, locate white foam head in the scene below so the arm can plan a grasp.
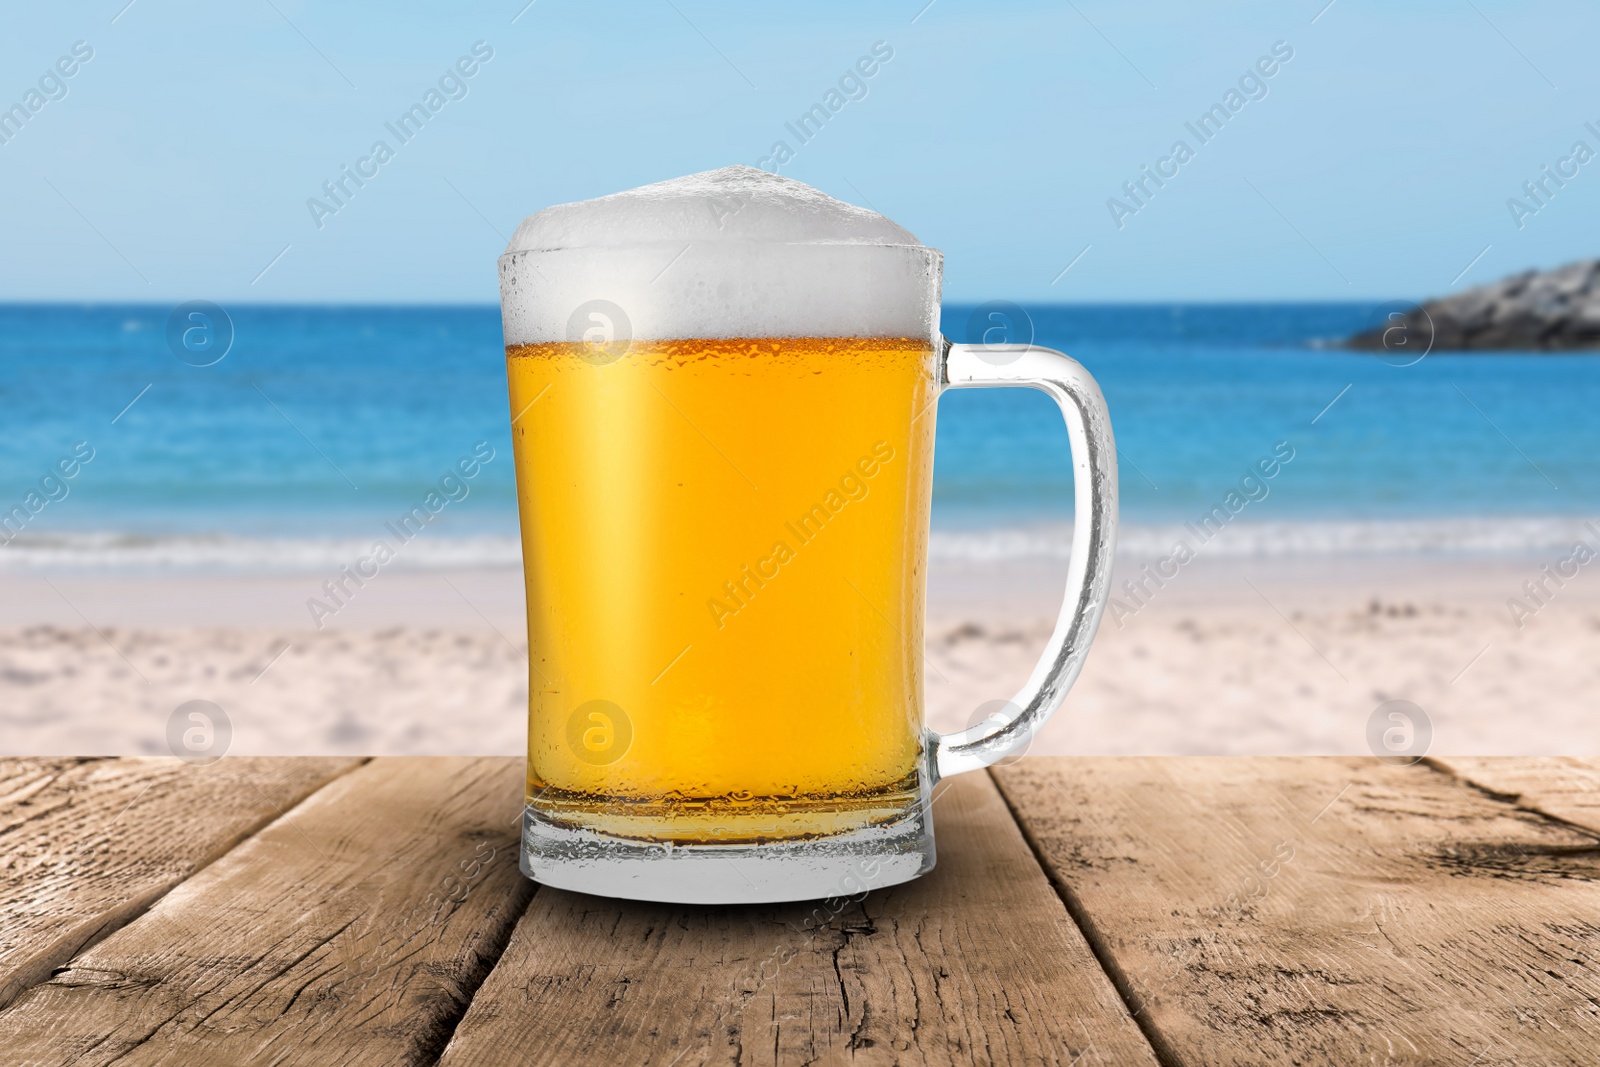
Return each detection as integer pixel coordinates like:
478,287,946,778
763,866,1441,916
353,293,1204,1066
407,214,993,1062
498,166,940,345
505,165,920,252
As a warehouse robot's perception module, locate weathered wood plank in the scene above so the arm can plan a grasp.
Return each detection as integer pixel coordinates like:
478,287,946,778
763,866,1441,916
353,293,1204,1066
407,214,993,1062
0,756,360,1013
994,757,1600,1066
0,757,534,1067
1432,756,1600,836
438,770,1159,1067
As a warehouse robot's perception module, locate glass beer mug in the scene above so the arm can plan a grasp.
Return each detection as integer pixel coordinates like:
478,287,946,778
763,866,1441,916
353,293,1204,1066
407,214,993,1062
499,167,1117,904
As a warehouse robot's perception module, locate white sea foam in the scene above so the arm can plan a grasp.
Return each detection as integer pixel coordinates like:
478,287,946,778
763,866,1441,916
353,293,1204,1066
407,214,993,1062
0,533,524,572
930,516,1600,562
498,165,940,344
1,517,1591,572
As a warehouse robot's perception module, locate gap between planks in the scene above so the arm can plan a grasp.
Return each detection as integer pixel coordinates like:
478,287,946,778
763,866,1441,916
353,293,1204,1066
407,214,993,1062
991,757,1600,1067
0,758,535,1067
0,756,370,1016
986,765,1189,1067
421,756,1600,1067
433,770,1159,1067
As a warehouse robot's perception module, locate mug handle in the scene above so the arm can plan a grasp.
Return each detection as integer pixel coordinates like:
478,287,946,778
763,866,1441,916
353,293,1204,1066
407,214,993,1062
928,341,1119,780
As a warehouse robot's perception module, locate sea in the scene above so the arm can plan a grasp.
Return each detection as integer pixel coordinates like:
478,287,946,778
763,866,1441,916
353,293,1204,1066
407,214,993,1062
1,302,1595,570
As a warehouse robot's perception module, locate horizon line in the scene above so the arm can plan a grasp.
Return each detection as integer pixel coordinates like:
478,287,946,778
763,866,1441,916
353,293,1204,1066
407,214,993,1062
0,297,1412,310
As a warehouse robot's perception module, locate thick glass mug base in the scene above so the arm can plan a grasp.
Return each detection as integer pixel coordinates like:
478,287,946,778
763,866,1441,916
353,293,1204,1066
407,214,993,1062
519,782,936,905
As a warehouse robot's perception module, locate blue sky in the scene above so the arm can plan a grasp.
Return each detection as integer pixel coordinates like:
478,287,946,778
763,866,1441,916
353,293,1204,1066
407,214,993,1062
2,0,1595,303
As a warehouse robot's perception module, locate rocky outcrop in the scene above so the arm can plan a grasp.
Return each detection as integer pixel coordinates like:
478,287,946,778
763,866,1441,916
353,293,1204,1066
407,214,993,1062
1348,259,1600,351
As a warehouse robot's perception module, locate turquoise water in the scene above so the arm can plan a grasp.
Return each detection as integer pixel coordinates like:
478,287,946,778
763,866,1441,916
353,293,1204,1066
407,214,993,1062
0,302,1594,565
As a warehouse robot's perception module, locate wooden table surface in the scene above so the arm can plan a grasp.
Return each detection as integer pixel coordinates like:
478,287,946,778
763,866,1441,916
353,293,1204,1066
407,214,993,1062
1,756,1597,1065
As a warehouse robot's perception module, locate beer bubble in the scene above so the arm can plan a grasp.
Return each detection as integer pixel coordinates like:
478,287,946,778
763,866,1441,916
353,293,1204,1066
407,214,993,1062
165,301,235,367
566,699,633,765
964,301,1033,365
566,299,632,366
965,698,1030,766
166,699,232,765
1365,699,1431,764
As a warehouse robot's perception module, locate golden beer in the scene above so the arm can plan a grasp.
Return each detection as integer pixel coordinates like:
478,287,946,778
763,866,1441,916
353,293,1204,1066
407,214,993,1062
508,336,936,843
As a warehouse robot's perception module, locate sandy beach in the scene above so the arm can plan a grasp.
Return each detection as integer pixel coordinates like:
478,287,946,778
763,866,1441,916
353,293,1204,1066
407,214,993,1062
2,551,1593,758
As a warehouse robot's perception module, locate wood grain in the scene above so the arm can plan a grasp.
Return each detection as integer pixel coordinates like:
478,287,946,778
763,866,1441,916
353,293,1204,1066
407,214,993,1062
994,757,1600,1066
438,770,1159,1067
0,756,359,1013
0,757,535,1067
1432,756,1600,836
